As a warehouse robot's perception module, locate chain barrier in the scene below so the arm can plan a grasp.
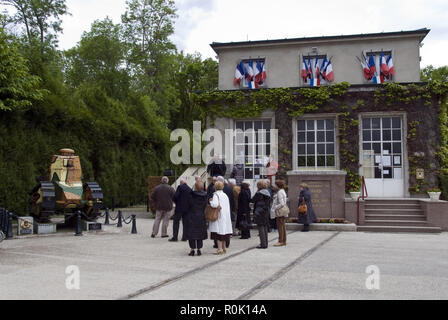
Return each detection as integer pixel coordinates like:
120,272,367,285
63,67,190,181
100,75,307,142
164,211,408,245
0,207,137,239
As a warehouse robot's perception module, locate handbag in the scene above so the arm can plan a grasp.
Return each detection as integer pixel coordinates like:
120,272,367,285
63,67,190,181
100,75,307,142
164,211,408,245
298,199,308,215
205,194,221,222
276,205,290,218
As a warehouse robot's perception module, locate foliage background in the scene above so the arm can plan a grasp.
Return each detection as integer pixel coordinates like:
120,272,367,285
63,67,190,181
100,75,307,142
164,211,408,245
0,1,217,214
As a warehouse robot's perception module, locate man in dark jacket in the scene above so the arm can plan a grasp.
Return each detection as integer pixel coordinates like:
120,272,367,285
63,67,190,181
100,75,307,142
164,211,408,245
206,176,217,201
231,163,245,186
207,156,227,177
151,176,175,238
171,178,192,241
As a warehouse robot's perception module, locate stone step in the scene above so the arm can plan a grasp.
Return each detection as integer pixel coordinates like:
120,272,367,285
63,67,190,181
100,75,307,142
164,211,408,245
364,220,429,227
357,225,442,233
365,208,424,215
365,203,421,210
365,199,422,205
365,214,427,221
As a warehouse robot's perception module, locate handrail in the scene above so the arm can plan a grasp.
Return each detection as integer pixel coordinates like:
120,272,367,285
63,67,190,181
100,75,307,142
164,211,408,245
356,176,368,225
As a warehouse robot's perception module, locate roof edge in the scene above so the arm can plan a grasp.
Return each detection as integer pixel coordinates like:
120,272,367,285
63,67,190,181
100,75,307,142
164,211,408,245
210,28,430,51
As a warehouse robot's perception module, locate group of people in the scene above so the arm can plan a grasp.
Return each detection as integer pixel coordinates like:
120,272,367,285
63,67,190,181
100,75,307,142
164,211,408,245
150,172,317,256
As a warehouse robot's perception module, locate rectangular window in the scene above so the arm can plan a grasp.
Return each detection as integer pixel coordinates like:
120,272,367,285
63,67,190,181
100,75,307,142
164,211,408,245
297,118,336,169
235,120,271,179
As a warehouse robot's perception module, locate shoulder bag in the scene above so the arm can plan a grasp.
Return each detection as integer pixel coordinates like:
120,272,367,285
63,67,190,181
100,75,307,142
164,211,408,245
298,198,308,215
276,204,290,218
205,193,221,222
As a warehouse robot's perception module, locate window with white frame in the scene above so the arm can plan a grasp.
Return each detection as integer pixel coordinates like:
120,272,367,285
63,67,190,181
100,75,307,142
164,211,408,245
235,120,271,179
297,119,336,169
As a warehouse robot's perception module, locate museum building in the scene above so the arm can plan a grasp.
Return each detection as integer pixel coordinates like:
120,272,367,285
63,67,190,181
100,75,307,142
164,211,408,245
197,28,448,232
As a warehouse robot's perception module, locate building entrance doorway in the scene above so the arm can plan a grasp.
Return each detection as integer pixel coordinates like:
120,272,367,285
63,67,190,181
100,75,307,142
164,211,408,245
360,116,404,197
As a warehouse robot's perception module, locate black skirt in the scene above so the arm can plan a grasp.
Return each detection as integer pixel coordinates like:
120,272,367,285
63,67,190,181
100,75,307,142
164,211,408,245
210,232,231,242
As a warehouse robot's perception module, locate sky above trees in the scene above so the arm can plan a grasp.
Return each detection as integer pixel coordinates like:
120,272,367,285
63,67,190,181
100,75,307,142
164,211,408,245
45,0,448,68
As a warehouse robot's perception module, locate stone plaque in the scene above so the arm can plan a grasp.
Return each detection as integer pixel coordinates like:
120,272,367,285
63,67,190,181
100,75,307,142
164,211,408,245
18,217,33,236
83,221,103,231
305,180,332,218
34,223,57,234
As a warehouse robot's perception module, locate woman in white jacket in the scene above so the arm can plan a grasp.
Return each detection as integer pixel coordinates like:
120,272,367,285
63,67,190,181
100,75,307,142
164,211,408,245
271,180,289,247
209,181,233,255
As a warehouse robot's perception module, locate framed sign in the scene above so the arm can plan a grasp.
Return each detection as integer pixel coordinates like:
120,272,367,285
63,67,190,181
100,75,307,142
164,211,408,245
416,169,425,180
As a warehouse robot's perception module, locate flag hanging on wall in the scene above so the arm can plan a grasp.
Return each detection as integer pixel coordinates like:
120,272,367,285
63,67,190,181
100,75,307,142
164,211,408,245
324,58,334,82
246,59,255,89
234,62,246,86
261,61,267,82
320,56,328,81
233,59,267,88
387,54,395,79
302,57,308,82
380,51,389,79
314,55,321,86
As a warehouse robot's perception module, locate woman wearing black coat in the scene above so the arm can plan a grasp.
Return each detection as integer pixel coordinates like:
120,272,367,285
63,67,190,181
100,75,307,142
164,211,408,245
251,180,271,249
185,181,208,256
298,183,318,232
237,181,251,239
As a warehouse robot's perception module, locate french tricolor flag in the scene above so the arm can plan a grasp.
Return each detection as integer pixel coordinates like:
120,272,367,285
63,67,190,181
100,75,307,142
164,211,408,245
387,54,395,79
253,60,260,87
361,54,372,80
368,54,377,79
255,59,264,85
324,59,334,82
320,56,328,81
307,55,313,80
302,57,308,82
314,55,320,86
247,59,256,89
233,62,245,86
380,52,389,78
261,61,267,82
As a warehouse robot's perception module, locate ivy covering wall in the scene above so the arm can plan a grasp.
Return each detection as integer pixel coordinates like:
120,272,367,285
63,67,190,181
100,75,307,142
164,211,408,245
194,81,448,198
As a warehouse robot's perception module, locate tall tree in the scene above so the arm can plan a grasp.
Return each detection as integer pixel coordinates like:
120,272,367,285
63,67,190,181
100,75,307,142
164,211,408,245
421,65,448,82
121,0,178,122
121,0,177,85
64,18,130,100
0,26,46,110
1,0,69,45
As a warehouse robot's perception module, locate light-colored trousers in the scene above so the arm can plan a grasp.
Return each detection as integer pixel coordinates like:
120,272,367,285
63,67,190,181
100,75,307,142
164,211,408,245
152,209,172,237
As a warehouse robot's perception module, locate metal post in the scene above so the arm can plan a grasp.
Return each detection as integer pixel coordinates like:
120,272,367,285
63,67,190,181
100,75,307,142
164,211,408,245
112,197,115,212
75,211,83,236
131,215,137,234
146,195,150,213
104,208,110,225
6,211,14,240
117,210,123,228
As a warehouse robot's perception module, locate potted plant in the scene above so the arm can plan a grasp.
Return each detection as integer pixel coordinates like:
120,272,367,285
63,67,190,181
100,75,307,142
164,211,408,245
427,188,442,201
349,175,362,200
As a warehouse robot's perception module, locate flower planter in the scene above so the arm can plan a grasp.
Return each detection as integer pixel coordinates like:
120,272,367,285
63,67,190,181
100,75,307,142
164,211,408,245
349,192,361,200
428,192,441,201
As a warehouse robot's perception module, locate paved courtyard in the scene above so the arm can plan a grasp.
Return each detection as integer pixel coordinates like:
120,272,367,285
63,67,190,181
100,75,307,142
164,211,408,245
1,215,448,300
